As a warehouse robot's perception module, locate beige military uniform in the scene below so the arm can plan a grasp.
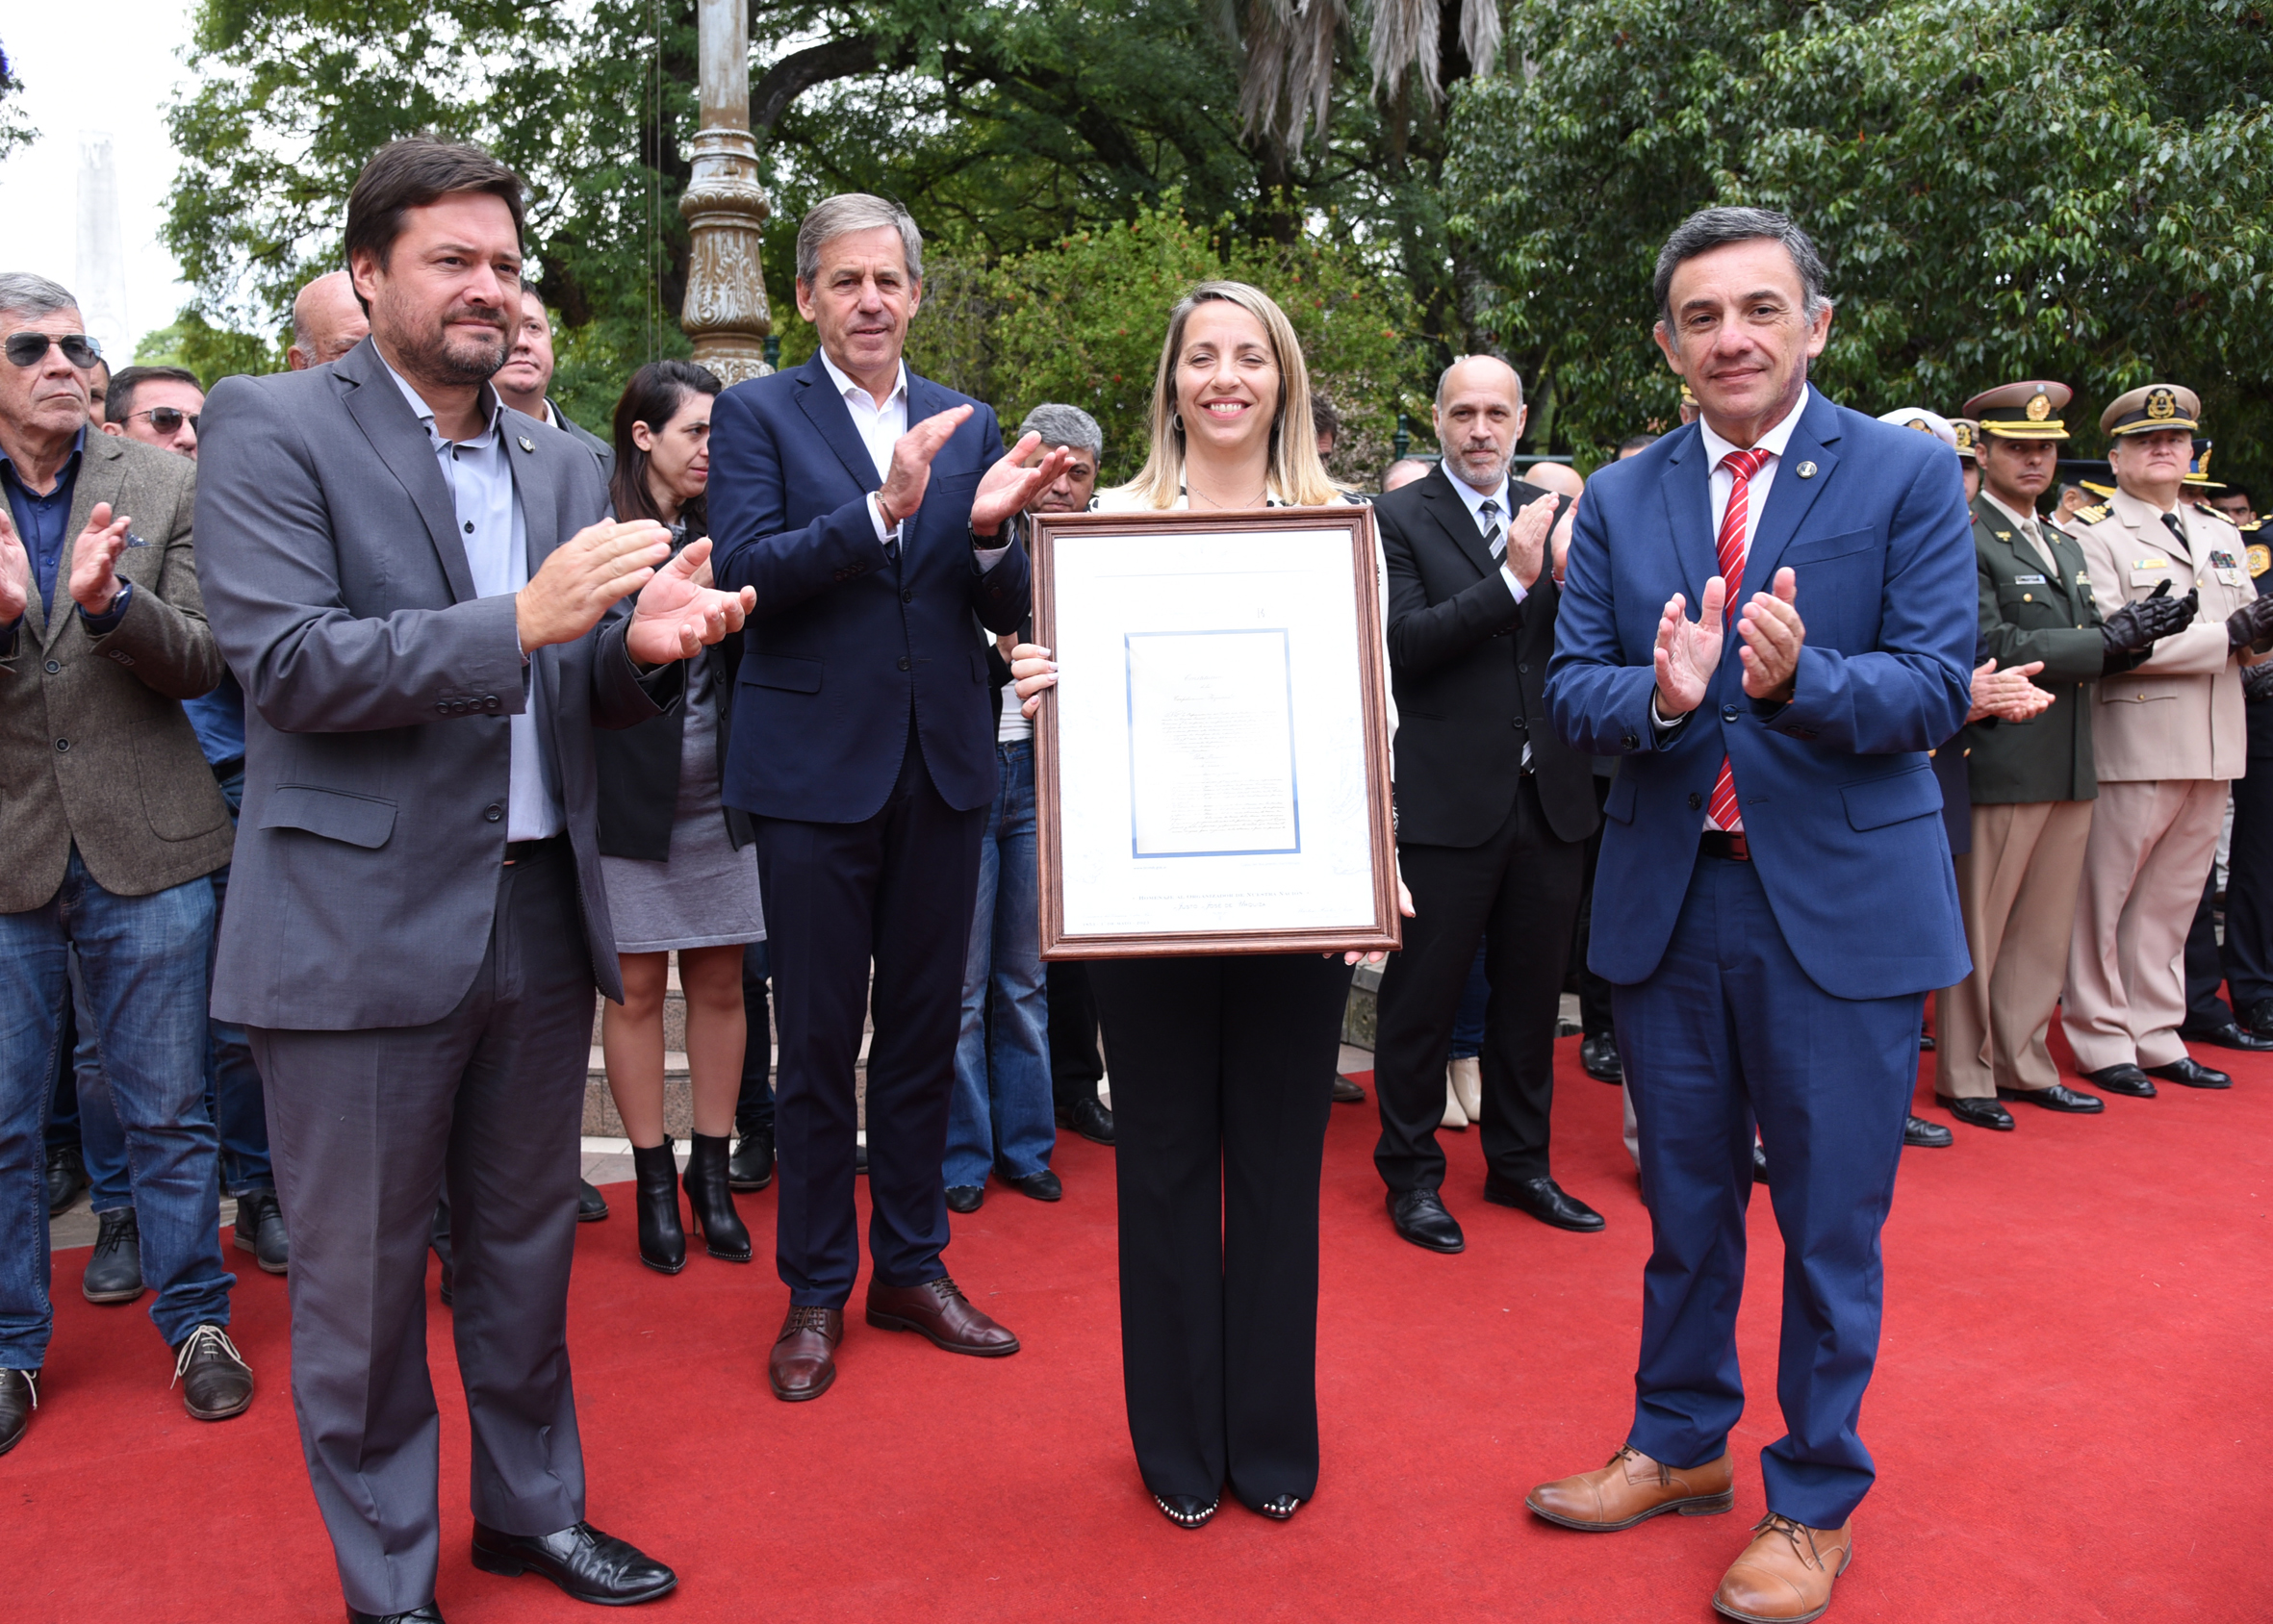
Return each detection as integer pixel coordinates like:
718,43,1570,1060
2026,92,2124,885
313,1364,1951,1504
2062,490,2260,1069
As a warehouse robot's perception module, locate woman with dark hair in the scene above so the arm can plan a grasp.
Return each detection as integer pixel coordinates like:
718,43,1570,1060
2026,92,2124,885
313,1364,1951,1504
595,360,764,1273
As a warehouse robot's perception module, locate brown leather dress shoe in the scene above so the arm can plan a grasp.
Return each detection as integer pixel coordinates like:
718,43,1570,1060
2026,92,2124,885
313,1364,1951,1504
1525,1444,1734,1531
767,1306,842,1402
865,1276,1020,1356
1713,1513,1852,1622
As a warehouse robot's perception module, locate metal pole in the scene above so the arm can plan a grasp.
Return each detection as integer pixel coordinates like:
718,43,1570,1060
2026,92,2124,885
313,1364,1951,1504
679,0,773,383
1393,412,1410,459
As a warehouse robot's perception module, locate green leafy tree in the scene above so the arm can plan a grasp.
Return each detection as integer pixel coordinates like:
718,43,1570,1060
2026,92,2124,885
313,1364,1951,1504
134,308,284,384
0,39,35,165
1449,0,2273,483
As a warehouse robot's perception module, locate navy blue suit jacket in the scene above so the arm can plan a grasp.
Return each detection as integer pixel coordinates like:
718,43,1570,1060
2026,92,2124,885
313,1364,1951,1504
707,354,1032,822
1545,389,1975,1001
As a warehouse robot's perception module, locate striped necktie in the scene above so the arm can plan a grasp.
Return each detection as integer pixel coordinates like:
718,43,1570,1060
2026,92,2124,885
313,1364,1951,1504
1479,497,1505,559
1705,446,1773,832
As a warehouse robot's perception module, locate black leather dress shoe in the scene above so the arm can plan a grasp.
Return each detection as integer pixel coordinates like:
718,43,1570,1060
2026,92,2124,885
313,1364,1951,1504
2146,1054,2232,1089
728,1128,776,1190
1580,1033,1623,1083
2081,1063,2157,1098
83,1207,143,1304
1998,1083,2105,1113
347,1606,445,1623
2180,1020,2273,1053
1003,1168,1062,1202
45,1144,86,1217
1387,1189,1465,1254
172,1323,254,1421
1483,1174,1606,1233
1255,1493,1301,1520
945,1184,983,1214
0,1367,37,1457
1059,1095,1115,1144
2244,997,2273,1038
1153,1492,1219,1530
1902,1113,1954,1148
1330,1074,1366,1103
1936,1094,2013,1131
1750,1143,1770,1185
233,1189,290,1274
471,1521,677,1606
1918,1030,1937,1052
576,1179,609,1222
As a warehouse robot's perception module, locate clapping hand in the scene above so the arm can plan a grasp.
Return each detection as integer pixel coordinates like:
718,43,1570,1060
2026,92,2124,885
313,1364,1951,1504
1652,578,1727,716
68,502,133,617
1736,567,1804,701
1502,491,1560,590
0,508,30,624
626,537,756,664
1966,658,2051,724
518,520,673,651
972,431,1073,536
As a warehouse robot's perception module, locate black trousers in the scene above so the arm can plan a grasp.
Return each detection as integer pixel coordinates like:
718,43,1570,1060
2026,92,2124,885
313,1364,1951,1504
2187,759,2273,1023
1373,776,1587,1192
754,730,983,1307
734,940,774,1136
1088,952,1349,1510
250,847,593,1616
1045,959,1105,1111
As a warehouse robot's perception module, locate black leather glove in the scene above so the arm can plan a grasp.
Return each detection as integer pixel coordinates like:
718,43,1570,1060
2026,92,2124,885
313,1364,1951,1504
2243,661,2273,704
2227,591,2273,653
2101,579,2196,672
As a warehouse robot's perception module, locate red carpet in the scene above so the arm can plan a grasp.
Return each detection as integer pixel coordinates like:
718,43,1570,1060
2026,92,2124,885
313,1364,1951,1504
10,1029,2272,1621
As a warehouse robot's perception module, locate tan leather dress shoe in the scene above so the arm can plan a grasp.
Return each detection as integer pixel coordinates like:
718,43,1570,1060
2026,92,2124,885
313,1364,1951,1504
1525,1444,1734,1531
1713,1512,1852,1622
768,1306,842,1402
865,1276,1020,1356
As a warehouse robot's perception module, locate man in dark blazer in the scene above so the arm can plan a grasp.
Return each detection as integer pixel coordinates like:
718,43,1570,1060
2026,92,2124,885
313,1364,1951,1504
197,139,750,1622
1371,355,1600,1254
706,193,1067,1404
1534,209,1975,1624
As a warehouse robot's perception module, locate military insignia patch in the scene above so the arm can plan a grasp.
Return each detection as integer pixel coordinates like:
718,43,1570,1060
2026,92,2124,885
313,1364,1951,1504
1952,421,1976,452
2210,550,2237,571
2077,503,2110,523
2026,392,2051,421
2147,387,2179,420
2250,544,2271,578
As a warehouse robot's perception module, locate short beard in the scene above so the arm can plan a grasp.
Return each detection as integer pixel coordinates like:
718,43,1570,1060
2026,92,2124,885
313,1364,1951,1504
379,290,508,389
1450,444,1513,489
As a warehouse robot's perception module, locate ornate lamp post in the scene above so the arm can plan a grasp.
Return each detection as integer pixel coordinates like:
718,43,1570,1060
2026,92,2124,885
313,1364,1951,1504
679,0,774,383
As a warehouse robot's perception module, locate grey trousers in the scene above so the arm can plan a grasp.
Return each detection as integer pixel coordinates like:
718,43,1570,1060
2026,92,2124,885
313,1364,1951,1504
249,849,596,1615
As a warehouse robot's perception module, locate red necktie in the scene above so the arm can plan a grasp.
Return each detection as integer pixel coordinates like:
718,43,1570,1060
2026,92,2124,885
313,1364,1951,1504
1706,447,1773,832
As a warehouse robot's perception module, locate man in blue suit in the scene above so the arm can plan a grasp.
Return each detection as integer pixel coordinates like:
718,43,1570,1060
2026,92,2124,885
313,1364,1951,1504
706,194,1068,1404
1530,209,1974,1624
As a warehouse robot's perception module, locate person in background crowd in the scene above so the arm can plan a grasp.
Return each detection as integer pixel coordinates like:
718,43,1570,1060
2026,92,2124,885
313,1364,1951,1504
285,268,370,370
1012,280,1404,1530
1539,207,1977,1623
103,365,204,460
2052,480,2093,534
1950,418,1981,501
2209,483,2256,529
197,137,749,1617
594,360,760,1272
1525,459,1585,500
0,271,249,1457
2181,534,2273,1048
1370,354,1600,1256
1311,390,1339,464
1932,382,2192,1131
1677,381,1699,425
1618,433,1659,460
1381,456,1432,492
942,404,1100,1212
2063,385,2273,1101
86,355,110,423
706,192,1064,1405
494,290,615,478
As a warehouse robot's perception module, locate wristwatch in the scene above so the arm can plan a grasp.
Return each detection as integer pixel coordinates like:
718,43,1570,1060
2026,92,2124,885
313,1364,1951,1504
971,511,1022,552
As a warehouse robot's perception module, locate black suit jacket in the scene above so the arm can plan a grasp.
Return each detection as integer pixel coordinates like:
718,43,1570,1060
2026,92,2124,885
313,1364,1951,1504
1380,464,1598,848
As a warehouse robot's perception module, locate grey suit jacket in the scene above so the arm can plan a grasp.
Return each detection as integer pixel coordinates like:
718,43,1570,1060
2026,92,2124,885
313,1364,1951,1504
195,337,677,1030
549,400,616,483
0,432,231,910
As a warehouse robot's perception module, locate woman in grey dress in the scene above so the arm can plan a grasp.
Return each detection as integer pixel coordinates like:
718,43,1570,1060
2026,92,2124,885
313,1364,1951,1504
595,362,767,1272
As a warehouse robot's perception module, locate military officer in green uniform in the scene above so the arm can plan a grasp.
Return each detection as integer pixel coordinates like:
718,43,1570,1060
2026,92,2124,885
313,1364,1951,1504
1933,381,2195,1129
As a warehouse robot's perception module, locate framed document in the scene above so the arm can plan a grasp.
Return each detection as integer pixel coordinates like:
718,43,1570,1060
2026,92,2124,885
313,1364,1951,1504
1030,506,1401,958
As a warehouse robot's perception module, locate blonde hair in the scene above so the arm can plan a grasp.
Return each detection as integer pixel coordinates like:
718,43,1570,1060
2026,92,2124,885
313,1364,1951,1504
1112,280,1345,509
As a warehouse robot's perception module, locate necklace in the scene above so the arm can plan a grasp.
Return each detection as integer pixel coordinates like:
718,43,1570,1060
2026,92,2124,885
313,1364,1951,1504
1186,481,1270,511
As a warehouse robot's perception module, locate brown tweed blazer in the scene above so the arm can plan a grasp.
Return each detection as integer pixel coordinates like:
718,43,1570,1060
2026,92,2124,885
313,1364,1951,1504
0,431,231,909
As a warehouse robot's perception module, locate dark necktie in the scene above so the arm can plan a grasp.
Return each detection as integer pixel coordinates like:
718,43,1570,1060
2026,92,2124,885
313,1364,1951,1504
1479,498,1504,560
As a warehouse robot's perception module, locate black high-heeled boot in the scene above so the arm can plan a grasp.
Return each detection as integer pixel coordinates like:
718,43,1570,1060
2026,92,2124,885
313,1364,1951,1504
682,1133,753,1262
631,1140,686,1274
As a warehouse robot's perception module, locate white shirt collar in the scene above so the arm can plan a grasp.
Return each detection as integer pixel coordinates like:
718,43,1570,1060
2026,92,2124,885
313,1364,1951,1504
1980,488,2044,536
1698,384,1811,470
1445,465,1512,525
380,355,501,448
817,347,907,413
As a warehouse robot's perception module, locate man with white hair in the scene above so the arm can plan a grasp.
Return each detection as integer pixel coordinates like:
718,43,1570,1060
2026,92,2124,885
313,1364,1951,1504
285,268,370,370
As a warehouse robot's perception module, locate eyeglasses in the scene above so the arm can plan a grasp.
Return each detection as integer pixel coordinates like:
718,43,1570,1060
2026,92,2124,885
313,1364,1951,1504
4,332,104,369
126,407,200,435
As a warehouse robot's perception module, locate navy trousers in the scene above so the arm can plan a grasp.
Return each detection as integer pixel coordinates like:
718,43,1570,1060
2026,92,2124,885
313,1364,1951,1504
1615,852,1920,1530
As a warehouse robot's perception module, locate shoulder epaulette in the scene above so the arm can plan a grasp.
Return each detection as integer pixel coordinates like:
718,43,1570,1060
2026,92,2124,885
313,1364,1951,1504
2075,502,2111,525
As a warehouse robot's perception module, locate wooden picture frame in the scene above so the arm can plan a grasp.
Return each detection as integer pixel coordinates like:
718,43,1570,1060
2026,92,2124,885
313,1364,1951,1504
1029,505,1402,959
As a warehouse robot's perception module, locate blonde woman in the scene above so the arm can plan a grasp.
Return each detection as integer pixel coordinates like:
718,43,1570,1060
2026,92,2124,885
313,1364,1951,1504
1012,281,1401,1530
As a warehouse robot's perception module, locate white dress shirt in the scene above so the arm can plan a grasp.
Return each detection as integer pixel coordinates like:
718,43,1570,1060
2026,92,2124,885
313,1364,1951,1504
1697,385,1812,571
1443,469,1532,604
817,348,908,546
385,361,565,841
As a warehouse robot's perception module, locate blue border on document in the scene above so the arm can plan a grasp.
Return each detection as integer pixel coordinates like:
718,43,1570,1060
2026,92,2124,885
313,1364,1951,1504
1124,628,1302,859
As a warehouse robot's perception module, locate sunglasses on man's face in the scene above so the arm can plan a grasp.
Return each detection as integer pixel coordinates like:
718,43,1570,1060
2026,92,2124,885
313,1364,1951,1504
129,407,200,435
4,332,104,369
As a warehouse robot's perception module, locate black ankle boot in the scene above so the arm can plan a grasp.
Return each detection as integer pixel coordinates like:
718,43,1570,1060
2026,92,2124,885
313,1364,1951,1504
631,1141,686,1274
681,1133,753,1262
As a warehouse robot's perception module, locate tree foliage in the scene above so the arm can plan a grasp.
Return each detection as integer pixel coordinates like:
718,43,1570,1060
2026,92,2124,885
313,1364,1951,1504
134,308,284,385
1449,0,2273,482
0,38,36,165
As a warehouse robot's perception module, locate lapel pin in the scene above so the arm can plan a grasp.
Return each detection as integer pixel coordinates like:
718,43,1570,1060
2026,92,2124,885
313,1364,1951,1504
1796,461,1818,479
518,435,535,452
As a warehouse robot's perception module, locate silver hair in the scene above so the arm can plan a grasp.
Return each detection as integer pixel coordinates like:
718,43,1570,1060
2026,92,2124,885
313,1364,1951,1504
1018,402,1104,461
0,271,80,324
1652,206,1833,326
1435,353,1524,411
795,194,923,287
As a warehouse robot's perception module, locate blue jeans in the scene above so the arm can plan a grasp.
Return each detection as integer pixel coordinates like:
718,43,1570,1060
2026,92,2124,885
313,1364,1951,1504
0,848,235,1365
944,741,1055,1187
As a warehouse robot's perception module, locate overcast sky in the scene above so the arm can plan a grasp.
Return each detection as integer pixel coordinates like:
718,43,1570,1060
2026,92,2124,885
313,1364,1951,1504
2,5,199,361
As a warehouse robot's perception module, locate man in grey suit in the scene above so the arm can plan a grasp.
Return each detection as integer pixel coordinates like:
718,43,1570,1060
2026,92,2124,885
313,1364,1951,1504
196,139,751,1624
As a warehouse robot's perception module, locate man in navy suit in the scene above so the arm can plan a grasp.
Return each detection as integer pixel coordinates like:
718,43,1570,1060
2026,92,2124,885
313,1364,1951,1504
1530,208,1973,1624
706,194,1068,1403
